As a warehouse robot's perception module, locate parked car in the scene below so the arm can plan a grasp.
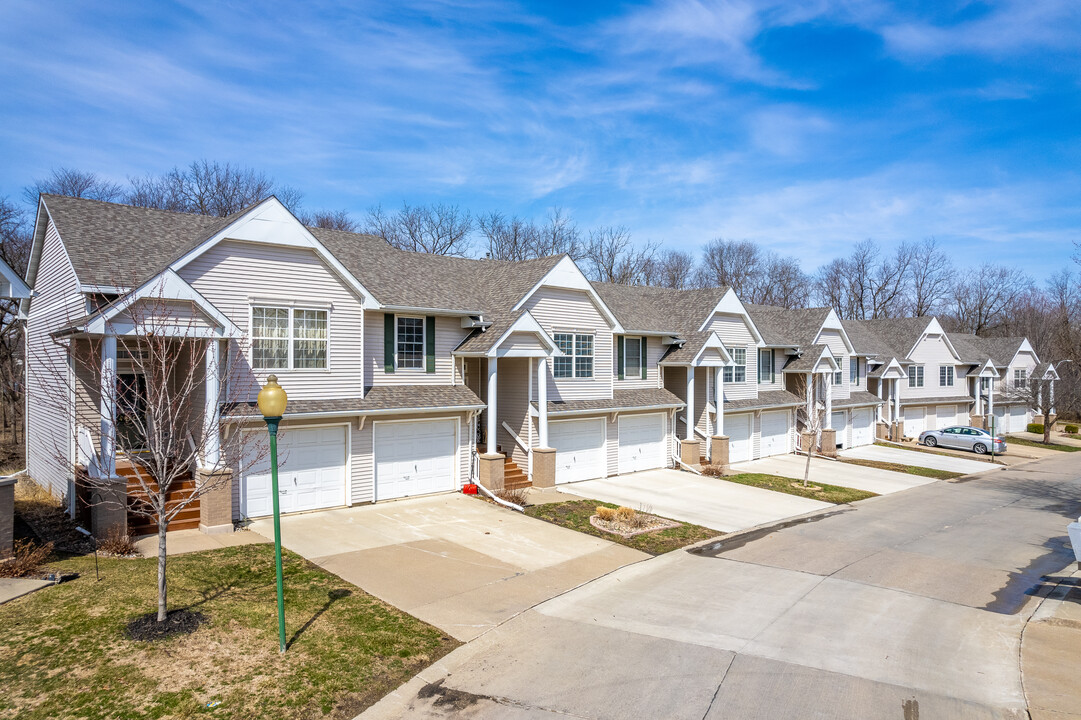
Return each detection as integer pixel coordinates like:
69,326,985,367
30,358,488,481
918,426,1006,455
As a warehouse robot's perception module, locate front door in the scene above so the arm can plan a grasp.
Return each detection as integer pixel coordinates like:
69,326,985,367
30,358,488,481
116,373,148,451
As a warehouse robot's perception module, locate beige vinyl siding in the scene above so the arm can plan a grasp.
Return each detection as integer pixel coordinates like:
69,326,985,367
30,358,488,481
496,358,530,467
904,334,968,401
524,287,613,401
363,311,467,388
180,240,364,400
693,369,709,460
26,220,85,497
616,336,664,390
818,329,850,401
663,366,687,437
703,313,757,401
501,332,547,355
756,348,785,392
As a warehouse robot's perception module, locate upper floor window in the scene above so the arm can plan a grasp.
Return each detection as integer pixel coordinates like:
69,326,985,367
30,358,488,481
724,348,746,383
625,337,643,378
1014,368,1027,388
850,357,860,385
252,305,328,370
396,316,424,370
940,366,954,387
908,365,924,388
554,333,593,378
833,368,843,385
758,349,774,383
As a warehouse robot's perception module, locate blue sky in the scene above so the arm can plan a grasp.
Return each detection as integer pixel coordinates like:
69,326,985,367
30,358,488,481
1,1,1079,279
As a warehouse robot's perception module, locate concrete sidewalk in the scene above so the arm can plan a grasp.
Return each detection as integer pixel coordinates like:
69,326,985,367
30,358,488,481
735,453,936,495
0,577,53,604
250,493,646,641
1021,569,1081,719
559,469,831,532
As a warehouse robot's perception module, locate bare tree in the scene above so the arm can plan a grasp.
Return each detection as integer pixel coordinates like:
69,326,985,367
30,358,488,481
23,168,125,204
758,255,812,308
701,239,763,298
365,202,473,256
815,239,916,320
793,374,824,487
298,209,359,232
644,249,700,289
908,237,955,316
998,372,1056,444
37,278,263,622
949,264,1032,334
0,198,31,447
128,160,303,217
582,226,658,284
478,212,538,261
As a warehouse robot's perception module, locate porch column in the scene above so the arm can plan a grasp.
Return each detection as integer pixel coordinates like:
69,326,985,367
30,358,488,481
715,366,725,436
486,357,498,455
686,366,695,441
536,356,548,447
876,376,884,422
203,339,221,469
976,378,983,416
987,378,995,432
100,333,117,478
1050,379,1056,415
893,379,900,423
824,372,833,430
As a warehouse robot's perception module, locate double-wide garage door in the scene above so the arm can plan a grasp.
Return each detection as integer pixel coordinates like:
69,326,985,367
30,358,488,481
242,425,347,518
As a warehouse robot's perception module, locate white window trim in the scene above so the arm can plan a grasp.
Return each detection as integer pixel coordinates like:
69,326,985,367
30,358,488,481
624,336,644,379
394,315,427,373
850,357,859,385
249,304,331,372
1013,368,1027,388
758,349,774,384
725,348,747,383
554,331,595,379
908,365,925,388
940,365,954,387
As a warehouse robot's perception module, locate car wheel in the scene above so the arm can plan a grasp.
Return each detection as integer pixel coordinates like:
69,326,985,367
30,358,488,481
973,443,987,455
925,437,937,447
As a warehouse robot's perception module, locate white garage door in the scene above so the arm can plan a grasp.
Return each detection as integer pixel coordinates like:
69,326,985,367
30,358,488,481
374,419,457,501
618,413,666,474
831,411,848,449
1011,406,1027,430
727,413,752,463
991,406,1008,434
851,408,873,447
760,410,789,457
242,425,347,518
938,405,958,429
551,418,606,483
904,406,926,438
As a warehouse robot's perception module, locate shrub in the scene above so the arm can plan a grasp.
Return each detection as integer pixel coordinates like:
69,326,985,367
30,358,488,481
98,526,138,556
1065,424,1079,434
0,539,54,578
701,465,724,478
615,506,637,524
595,506,617,521
1027,423,1045,434
495,486,529,506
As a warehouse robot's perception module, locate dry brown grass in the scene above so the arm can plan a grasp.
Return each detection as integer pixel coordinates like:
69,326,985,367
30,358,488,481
595,506,617,521
97,527,138,556
495,486,529,505
0,538,54,578
615,506,636,523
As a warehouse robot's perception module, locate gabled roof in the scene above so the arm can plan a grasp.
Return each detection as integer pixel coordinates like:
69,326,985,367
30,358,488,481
658,331,731,366
0,256,31,299
744,304,832,348
590,282,730,335
947,333,1031,368
781,344,838,373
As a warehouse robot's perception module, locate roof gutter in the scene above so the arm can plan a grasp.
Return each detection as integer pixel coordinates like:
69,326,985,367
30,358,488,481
381,304,485,316
223,403,487,423
544,402,685,418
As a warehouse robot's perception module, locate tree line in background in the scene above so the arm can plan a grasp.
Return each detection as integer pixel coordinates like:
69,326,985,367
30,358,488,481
1,161,1079,427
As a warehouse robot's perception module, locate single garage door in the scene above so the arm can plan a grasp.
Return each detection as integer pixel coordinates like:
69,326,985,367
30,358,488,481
831,411,848,449
760,410,789,457
242,425,347,518
618,413,666,474
851,408,873,447
374,419,457,501
727,413,752,463
938,405,958,429
904,406,926,438
991,406,1008,434
1011,406,1027,430
551,418,606,483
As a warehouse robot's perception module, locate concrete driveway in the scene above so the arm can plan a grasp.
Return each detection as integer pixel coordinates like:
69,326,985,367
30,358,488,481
558,469,831,532
734,454,938,495
249,493,645,641
841,443,1003,475
363,452,1081,720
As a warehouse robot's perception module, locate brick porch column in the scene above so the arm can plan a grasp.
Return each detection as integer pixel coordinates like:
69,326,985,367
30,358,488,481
709,436,729,469
91,475,127,538
198,468,234,534
0,477,14,558
820,428,837,457
532,447,556,488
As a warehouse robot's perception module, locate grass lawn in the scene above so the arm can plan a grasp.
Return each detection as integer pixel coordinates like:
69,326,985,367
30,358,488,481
0,544,457,720
525,499,719,554
1007,435,1081,452
721,472,877,504
837,457,963,480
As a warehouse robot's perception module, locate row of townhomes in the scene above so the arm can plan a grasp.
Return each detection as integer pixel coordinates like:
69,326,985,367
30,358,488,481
22,194,1059,534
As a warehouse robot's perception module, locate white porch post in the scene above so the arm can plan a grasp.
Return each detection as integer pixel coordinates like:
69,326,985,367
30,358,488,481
686,366,695,441
536,356,548,447
976,378,983,416
715,366,725,436
876,376,883,422
825,372,833,430
203,339,221,469
487,357,498,455
1050,379,1055,415
893,379,900,423
99,333,117,478
988,378,995,431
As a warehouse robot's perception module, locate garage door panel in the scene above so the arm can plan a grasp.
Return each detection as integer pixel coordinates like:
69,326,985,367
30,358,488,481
760,411,789,458
375,419,456,501
904,407,925,438
728,413,752,463
552,419,606,483
242,424,347,518
618,413,666,474
851,408,873,447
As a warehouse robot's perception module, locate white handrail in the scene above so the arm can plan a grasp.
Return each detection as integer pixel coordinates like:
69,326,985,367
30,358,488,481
676,458,703,475
501,421,529,452
678,416,710,441
473,478,525,512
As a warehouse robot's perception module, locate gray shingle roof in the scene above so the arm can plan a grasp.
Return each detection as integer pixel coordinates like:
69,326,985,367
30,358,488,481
723,390,804,412
781,344,831,373
899,395,974,407
832,390,884,408
658,331,717,364
744,304,831,348
590,283,729,334
221,384,485,420
867,357,905,378
533,388,685,416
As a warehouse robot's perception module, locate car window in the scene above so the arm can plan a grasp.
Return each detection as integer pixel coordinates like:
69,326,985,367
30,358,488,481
944,428,958,434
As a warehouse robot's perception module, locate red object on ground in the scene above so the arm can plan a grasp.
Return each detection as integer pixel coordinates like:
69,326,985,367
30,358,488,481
462,483,479,495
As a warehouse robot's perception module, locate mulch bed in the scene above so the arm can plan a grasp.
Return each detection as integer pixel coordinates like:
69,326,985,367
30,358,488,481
589,513,679,538
127,609,207,642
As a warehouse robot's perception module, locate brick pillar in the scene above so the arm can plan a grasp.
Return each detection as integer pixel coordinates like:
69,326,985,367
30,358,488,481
532,447,555,488
890,422,904,442
801,432,817,454
0,477,14,559
478,453,505,492
198,468,234,535
91,475,127,539
969,414,984,429
680,439,701,469
820,429,837,457
875,422,889,440
709,436,729,469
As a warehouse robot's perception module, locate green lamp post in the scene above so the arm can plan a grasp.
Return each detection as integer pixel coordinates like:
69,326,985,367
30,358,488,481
257,374,288,653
